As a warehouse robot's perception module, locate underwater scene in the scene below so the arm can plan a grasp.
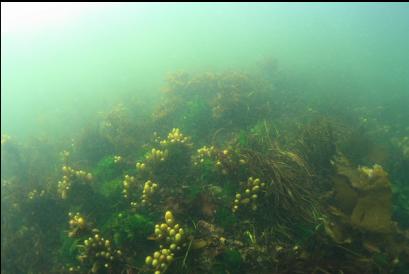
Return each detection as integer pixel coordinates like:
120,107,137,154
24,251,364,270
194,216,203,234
1,3,409,274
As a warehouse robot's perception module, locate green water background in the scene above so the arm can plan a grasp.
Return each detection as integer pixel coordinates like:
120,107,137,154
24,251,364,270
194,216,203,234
1,3,409,140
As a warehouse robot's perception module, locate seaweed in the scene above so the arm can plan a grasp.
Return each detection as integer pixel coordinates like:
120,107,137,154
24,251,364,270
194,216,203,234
2,66,409,274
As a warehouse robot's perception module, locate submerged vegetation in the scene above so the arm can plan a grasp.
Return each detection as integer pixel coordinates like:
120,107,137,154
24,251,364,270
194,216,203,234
1,60,409,274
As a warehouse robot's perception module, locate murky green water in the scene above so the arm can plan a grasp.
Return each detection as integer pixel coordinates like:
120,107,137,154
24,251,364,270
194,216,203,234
1,3,409,274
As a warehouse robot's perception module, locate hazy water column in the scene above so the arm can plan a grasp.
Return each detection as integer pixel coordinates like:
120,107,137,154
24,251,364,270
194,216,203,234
1,3,409,140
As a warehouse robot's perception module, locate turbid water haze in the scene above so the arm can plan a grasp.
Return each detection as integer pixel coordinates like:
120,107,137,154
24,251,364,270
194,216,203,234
2,3,409,140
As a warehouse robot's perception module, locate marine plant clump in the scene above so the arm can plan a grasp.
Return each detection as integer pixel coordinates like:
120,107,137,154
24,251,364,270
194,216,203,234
57,150,93,199
135,147,170,178
214,147,248,176
192,145,216,166
122,174,135,199
191,144,248,183
27,189,45,200
126,135,180,209
67,212,89,238
144,210,186,274
113,155,122,164
159,128,191,146
77,230,123,273
121,174,145,209
134,128,194,189
135,161,146,171
145,148,169,163
158,128,193,168
57,168,93,199
153,71,270,140
141,179,159,206
232,177,267,213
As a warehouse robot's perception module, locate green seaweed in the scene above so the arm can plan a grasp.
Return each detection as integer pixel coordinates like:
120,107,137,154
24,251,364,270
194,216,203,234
214,249,243,274
103,212,154,247
93,155,122,182
58,232,80,265
97,178,122,200
215,207,237,229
